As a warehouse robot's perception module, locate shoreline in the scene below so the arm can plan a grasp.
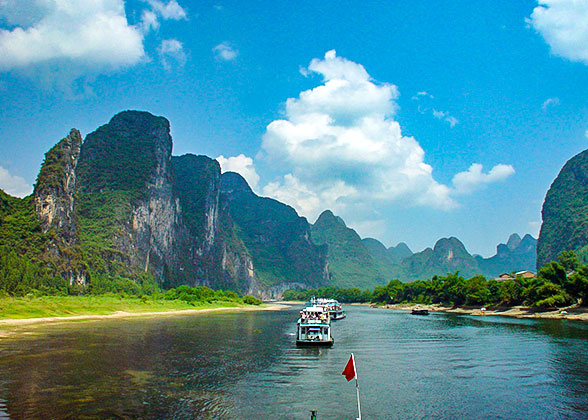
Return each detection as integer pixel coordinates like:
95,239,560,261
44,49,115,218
0,303,288,328
377,303,588,322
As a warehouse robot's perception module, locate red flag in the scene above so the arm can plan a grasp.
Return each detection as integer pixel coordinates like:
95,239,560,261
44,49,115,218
342,354,356,381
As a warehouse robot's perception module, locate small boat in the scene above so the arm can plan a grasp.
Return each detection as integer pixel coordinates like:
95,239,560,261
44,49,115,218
411,308,429,315
326,302,346,320
296,306,334,347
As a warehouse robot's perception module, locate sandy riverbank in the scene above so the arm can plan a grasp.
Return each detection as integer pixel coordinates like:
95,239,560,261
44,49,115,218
0,303,288,328
378,303,588,322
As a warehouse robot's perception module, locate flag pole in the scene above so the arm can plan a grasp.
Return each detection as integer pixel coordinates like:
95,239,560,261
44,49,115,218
353,353,362,420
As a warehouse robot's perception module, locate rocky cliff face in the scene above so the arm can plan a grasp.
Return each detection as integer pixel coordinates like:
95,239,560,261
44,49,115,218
169,154,257,293
33,128,86,284
34,129,82,243
75,111,178,282
538,148,588,267
40,110,318,296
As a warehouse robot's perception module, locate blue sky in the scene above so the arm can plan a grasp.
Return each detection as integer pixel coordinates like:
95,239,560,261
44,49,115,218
1,0,587,257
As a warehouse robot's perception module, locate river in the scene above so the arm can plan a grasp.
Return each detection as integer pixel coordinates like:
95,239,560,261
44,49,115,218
0,305,587,419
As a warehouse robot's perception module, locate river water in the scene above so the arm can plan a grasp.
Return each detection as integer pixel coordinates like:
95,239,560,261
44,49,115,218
0,305,587,419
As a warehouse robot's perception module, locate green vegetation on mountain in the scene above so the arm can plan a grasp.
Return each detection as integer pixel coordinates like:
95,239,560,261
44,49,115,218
35,134,75,193
172,154,219,242
221,172,327,289
75,111,172,286
0,189,69,295
76,111,169,196
0,110,543,300
311,210,386,289
538,148,588,267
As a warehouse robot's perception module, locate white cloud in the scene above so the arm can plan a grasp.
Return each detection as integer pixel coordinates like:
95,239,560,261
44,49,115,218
213,42,238,61
139,10,160,33
0,166,33,197
542,97,560,110
263,174,356,222
452,163,515,195
412,91,456,126
147,0,187,20
0,0,145,71
217,154,260,190
261,50,457,219
158,39,186,70
529,0,588,64
140,0,187,32
260,51,514,222
412,91,434,100
585,129,588,139
0,0,188,88
433,109,459,128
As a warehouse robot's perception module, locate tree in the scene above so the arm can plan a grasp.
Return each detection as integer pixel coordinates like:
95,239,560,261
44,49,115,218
558,250,580,273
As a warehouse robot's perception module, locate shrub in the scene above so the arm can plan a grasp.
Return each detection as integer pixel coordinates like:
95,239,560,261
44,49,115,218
243,295,262,305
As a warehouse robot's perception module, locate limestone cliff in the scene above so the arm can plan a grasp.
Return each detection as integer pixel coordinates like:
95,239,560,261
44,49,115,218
75,111,178,283
6,110,328,296
33,128,86,284
73,111,262,294
34,129,82,243
538,148,588,267
169,154,257,293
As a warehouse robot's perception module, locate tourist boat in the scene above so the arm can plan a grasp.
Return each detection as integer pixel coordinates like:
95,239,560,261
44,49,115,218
411,308,430,315
296,306,334,346
323,300,346,320
305,297,346,320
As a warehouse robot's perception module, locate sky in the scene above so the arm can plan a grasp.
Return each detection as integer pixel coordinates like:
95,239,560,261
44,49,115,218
1,0,588,257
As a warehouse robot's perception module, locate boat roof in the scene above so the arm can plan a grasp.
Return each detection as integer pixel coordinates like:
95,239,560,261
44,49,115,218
301,305,326,313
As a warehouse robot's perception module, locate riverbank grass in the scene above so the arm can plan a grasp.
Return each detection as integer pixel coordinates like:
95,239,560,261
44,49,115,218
0,295,245,320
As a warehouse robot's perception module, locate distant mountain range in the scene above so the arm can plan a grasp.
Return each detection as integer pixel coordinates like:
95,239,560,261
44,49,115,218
0,110,540,297
310,209,537,288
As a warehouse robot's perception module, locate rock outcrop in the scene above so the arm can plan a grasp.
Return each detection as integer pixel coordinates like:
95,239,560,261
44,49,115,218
34,129,82,243
75,111,177,282
33,128,86,284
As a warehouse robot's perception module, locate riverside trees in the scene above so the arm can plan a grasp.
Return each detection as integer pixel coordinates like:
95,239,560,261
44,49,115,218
370,251,588,308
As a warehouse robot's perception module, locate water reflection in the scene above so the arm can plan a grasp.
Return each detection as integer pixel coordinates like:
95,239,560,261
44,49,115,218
0,307,587,419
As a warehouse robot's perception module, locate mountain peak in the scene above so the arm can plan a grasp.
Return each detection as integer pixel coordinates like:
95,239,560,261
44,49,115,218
220,171,253,195
506,233,522,250
314,210,347,227
362,237,387,252
109,110,169,130
434,237,466,252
